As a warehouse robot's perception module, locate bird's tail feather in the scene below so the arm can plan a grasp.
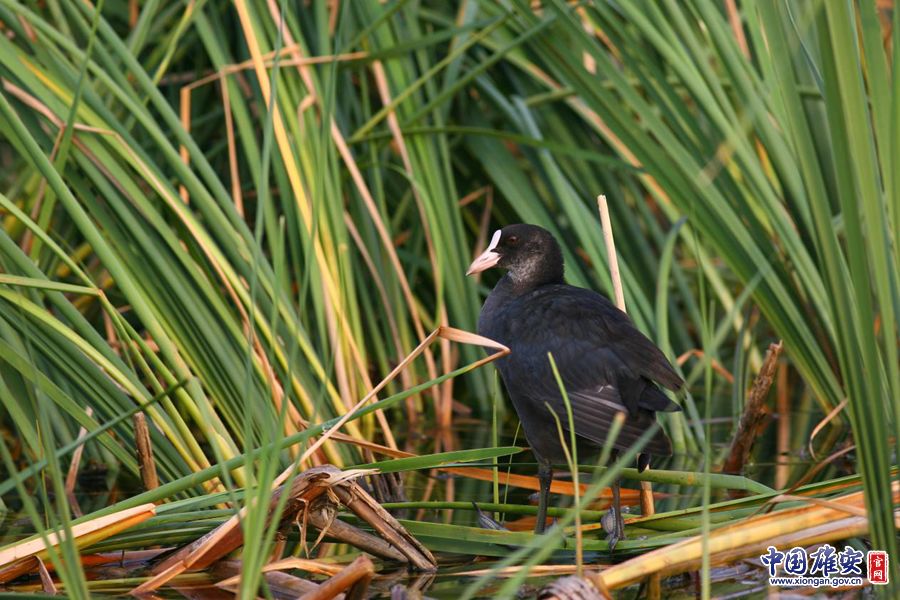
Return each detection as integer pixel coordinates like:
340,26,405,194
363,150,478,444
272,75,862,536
637,384,681,412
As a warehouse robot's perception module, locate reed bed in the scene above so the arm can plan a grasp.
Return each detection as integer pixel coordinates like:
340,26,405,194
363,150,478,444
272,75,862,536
0,0,898,597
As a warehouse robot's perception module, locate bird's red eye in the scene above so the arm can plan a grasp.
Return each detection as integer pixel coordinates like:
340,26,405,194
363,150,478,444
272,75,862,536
507,235,519,245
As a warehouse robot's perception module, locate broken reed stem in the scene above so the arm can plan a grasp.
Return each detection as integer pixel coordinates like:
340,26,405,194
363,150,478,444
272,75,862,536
65,406,93,494
297,554,374,600
722,341,783,475
306,507,406,562
36,558,56,595
133,412,159,491
639,483,655,517
646,573,661,600
597,195,625,312
598,195,656,518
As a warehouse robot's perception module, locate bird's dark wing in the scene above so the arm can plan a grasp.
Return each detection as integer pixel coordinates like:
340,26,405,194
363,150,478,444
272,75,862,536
516,384,674,456
494,285,681,455
504,285,683,393
500,338,675,456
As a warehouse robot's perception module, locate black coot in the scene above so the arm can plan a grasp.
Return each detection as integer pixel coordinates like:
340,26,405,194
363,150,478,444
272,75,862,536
467,224,682,544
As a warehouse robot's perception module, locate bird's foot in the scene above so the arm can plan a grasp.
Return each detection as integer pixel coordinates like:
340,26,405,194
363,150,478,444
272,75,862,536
472,502,508,531
601,506,625,552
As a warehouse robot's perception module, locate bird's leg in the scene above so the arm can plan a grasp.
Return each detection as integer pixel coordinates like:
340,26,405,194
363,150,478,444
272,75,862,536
602,477,625,551
602,450,626,551
472,502,507,531
612,477,625,549
535,460,553,534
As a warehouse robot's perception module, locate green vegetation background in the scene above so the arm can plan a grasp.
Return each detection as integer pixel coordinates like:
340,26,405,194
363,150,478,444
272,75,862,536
1,0,898,596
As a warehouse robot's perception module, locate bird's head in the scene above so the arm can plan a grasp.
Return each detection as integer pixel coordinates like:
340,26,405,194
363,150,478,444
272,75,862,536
466,224,564,286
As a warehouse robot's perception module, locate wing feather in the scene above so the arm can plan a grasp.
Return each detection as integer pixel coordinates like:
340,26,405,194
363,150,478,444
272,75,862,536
484,280,681,459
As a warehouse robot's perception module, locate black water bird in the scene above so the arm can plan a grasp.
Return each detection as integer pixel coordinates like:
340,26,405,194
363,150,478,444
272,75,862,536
467,224,682,546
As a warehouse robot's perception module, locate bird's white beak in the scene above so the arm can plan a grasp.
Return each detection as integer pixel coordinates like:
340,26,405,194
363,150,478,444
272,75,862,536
466,230,502,276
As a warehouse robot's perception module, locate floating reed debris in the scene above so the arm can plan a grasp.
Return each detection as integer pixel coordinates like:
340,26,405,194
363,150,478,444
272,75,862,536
592,481,900,591
213,555,375,599
212,559,322,596
539,574,607,599
0,504,156,584
296,554,375,600
133,465,435,594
